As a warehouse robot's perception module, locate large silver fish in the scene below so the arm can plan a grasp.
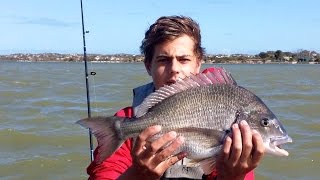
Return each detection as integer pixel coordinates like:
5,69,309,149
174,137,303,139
77,68,292,174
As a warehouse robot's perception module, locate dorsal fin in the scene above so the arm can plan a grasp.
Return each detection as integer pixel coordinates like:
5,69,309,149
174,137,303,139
134,67,237,118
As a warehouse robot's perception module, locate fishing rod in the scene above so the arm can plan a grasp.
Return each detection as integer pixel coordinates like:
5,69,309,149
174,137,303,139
80,0,95,162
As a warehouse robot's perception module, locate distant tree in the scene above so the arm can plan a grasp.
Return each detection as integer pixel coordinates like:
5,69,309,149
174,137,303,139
274,50,283,61
266,51,275,60
302,50,311,60
315,54,320,62
283,51,293,57
237,56,245,61
87,56,95,61
258,52,268,59
291,54,297,61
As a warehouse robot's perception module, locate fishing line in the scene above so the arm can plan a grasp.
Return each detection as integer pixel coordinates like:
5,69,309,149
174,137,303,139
89,62,99,117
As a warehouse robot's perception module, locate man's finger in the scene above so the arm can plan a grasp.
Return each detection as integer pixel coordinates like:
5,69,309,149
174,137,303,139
151,136,185,166
147,151,187,179
141,131,178,160
229,123,242,165
159,151,188,171
222,136,232,162
133,125,162,154
251,130,265,167
239,120,253,163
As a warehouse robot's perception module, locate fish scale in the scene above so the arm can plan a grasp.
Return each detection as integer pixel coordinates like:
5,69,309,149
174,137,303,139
122,85,250,145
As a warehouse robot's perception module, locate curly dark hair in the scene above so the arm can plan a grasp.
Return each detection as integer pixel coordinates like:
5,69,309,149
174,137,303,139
140,15,205,65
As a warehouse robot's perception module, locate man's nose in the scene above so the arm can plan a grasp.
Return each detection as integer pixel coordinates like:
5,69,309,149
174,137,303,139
170,59,181,74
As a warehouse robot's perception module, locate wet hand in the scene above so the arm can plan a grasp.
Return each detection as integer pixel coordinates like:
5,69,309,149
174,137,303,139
128,125,186,180
217,120,265,180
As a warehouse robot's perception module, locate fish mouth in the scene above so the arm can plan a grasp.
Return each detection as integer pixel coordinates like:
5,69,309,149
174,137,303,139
265,135,293,156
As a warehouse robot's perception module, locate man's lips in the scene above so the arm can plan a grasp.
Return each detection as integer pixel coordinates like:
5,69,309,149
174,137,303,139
166,75,188,86
166,79,176,86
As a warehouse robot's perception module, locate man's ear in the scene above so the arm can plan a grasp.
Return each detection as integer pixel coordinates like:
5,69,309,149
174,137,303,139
144,62,151,76
195,59,201,73
196,61,201,73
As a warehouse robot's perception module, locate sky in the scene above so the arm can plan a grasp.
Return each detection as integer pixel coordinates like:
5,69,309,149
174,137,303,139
1,0,319,55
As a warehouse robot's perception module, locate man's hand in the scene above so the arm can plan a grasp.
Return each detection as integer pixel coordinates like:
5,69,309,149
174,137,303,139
216,120,265,180
119,125,186,180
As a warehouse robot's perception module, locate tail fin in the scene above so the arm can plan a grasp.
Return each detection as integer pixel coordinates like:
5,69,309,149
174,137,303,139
76,116,125,164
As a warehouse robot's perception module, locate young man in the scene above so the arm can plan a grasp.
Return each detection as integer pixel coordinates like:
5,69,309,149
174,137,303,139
87,15,264,180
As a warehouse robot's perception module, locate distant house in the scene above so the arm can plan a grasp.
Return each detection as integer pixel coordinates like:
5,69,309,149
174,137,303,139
297,50,313,63
298,57,312,62
283,56,291,61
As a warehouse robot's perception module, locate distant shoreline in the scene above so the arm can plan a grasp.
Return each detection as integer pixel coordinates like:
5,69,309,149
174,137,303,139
0,53,318,64
2,59,318,65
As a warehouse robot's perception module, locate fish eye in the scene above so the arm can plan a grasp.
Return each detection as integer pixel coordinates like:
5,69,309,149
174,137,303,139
261,117,271,127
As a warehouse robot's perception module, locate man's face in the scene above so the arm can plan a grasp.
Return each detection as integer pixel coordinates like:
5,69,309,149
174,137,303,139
145,35,201,90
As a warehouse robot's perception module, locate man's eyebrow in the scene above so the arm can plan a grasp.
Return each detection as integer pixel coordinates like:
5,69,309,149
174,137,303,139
156,54,193,58
155,54,169,58
177,55,193,58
